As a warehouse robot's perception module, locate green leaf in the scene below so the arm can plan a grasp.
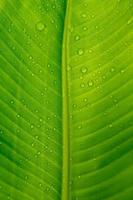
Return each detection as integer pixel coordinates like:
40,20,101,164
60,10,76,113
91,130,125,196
0,0,133,200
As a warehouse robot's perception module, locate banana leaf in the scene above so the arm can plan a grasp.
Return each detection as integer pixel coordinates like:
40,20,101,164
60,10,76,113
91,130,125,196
0,0,133,199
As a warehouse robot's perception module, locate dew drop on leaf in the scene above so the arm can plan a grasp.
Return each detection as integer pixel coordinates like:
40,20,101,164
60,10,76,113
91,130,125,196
88,49,92,53
39,118,43,122
51,19,55,24
88,81,93,87
127,19,131,24
30,124,34,129
75,35,80,41
110,67,115,72
73,104,77,108
78,125,82,129
10,99,14,104
80,83,85,88
81,67,87,74
83,26,87,31
120,69,125,74
84,98,88,102
47,63,51,68
16,114,20,118
109,124,113,128
36,22,45,31
82,13,86,18
78,49,84,55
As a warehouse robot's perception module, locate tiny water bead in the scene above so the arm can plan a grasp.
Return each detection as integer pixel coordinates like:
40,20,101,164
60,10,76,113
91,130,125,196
78,49,84,55
52,18,56,25
10,99,14,104
109,124,113,128
75,35,80,41
16,114,20,118
78,125,82,129
29,55,33,60
88,49,92,53
36,22,45,31
73,104,77,108
81,14,86,18
88,80,93,87
16,129,20,134
83,26,87,31
120,69,125,74
81,67,88,74
110,67,115,72
127,19,131,24
47,63,51,68
80,83,85,88
84,98,88,102
39,118,43,122
30,124,34,129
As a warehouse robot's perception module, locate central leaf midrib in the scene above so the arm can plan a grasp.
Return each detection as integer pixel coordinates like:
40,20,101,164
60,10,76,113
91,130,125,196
61,0,71,199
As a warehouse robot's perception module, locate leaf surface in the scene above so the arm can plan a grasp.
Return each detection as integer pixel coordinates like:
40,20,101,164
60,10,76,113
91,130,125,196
0,0,133,200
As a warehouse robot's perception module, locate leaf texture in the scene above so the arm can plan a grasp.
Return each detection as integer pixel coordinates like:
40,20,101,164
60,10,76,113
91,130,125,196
0,0,133,200
0,0,66,199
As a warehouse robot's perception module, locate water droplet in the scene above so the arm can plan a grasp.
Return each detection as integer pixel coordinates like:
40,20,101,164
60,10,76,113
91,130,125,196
16,129,20,133
44,87,47,91
25,175,28,180
73,104,77,108
80,83,85,88
39,183,42,187
110,67,115,72
52,5,56,9
120,69,125,74
84,98,88,102
83,26,87,31
36,22,45,31
51,19,55,24
78,49,84,55
16,114,20,118
91,14,95,18
30,124,34,129
47,64,51,68
82,14,86,18
109,124,113,128
81,67,87,74
31,143,34,147
39,118,43,122
10,99,14,104
88,81,93,87
29,55,32,60
89,49,92,53
47,117,50,120
127,19,131,24
75,35,80,41
78,125,82,129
